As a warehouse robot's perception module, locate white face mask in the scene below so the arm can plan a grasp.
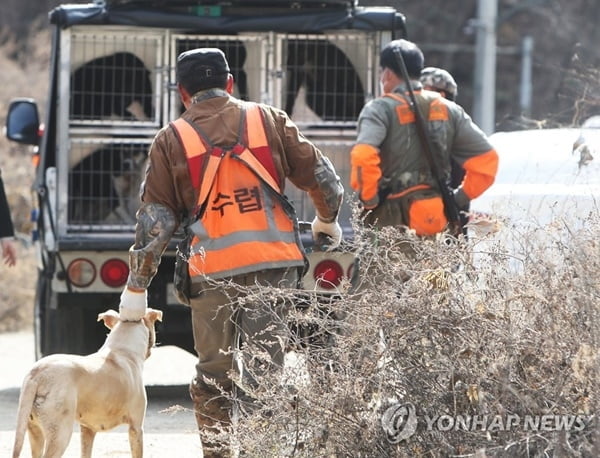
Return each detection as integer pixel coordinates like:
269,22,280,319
379,68,388,94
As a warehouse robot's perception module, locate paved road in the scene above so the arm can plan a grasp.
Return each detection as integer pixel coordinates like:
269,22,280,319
0,331,204,457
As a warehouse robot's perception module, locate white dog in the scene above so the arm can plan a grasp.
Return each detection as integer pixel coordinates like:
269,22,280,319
12,308,163,458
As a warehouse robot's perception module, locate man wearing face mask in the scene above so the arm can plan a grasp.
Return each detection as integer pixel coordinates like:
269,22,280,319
350,39,498,236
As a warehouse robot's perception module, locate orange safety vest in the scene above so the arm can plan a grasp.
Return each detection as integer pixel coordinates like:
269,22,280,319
170,103,306,280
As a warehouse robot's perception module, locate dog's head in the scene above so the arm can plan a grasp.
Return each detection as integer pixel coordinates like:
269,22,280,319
98,308,163,359
141,308,163,358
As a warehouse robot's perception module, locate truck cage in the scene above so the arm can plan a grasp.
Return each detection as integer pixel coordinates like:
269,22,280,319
46,2,405,235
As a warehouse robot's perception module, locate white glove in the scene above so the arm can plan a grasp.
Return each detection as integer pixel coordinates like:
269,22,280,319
311,216,342,251
119,287,147,321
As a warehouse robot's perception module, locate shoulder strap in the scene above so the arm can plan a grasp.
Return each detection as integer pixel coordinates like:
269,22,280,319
243,103,281,189
170,117,224,217
384,93,416,124
170,118,207,190
170,104,283,215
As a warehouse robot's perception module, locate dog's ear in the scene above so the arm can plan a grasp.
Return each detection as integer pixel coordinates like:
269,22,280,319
98,309,120,329
145,308,163,324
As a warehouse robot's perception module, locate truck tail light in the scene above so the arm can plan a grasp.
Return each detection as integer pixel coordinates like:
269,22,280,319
313,260,344,290
67,258,96,287
100,259,129,288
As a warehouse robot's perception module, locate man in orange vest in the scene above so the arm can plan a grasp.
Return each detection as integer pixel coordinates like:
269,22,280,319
350,39,498,235
118,48,343,456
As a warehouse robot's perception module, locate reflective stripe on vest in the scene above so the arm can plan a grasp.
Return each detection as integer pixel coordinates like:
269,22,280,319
171,104,305,280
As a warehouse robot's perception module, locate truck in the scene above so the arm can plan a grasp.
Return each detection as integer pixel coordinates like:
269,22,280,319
5,0,406,358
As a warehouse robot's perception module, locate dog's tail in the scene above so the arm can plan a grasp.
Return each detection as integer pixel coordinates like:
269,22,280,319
12,372,38,458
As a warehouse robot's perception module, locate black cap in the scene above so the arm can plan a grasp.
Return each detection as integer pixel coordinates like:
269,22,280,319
380,39,424,79
177,48,230,78
176,48,231,94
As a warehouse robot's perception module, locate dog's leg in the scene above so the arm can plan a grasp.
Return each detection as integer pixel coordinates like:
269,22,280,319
26,420,44,458
128,424,143,458
126,373,151,458
41,422,73,458
33,387,76,458
80,425,96,458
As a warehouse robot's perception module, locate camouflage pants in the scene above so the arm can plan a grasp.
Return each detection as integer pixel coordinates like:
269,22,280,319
189,267,300,392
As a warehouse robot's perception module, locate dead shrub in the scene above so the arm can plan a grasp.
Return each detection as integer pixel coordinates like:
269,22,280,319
0,27,51,332
228,212,599,457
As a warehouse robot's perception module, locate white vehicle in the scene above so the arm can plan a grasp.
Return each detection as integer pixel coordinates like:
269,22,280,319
469,127,600,267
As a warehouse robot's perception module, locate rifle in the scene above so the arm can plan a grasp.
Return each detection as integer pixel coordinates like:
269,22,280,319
391,47,463,236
